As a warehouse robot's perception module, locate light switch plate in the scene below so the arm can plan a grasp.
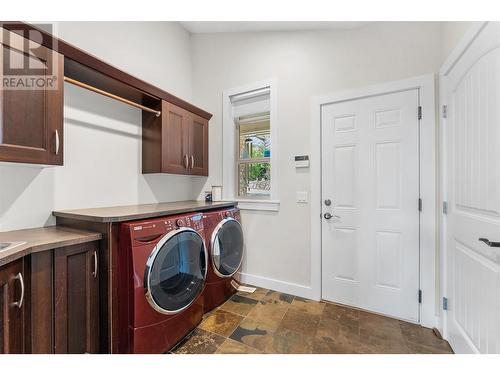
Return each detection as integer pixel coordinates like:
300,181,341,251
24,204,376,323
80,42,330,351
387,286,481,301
296,191,308,203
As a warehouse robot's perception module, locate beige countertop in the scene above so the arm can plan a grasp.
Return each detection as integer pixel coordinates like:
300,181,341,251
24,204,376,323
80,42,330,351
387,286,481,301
52,200,238,223
0,226,102,267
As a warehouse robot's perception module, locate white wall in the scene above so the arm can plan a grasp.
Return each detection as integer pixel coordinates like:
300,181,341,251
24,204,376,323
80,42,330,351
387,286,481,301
440,22,481,64
191,22,445,295
0,22,201,231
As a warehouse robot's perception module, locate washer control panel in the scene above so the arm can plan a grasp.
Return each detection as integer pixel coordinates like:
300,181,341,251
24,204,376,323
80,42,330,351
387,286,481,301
125,212,205,248
164,213,204,231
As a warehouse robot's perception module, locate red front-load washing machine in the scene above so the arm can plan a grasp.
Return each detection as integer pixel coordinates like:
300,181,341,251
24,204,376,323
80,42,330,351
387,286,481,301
118,212,207,353
203,207,244,312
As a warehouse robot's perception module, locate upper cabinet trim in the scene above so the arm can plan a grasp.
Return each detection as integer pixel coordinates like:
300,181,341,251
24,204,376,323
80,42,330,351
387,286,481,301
1,22,212,120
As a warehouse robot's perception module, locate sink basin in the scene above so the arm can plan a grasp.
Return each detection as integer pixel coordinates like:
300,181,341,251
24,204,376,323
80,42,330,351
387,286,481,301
0,241,27,252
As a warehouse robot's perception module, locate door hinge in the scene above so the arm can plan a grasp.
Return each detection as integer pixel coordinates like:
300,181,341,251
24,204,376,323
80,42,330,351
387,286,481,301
442,104,448,118
442,201,448,215
418,106,422,120
418,289,422,303
443,297,448,311
418,198,422,212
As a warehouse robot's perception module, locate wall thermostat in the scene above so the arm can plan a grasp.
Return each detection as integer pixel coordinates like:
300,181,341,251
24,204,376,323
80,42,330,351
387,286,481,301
294,155,309,168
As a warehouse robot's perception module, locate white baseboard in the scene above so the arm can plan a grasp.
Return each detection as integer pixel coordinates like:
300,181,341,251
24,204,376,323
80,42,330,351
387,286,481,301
238,272,318,301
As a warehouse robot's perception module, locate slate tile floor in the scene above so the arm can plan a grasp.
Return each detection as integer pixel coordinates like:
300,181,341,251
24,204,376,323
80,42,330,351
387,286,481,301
171,286,453,354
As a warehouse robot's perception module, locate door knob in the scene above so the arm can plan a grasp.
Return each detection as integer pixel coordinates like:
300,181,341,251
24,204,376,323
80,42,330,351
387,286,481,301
478,238,500,247
324,212,341,220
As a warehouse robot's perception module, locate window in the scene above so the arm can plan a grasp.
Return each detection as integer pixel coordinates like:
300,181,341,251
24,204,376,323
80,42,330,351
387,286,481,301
237,113,271,198
222,79,279,211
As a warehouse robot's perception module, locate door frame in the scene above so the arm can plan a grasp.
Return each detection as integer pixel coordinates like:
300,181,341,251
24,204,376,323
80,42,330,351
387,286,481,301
310,74,437,328
438,21,488,341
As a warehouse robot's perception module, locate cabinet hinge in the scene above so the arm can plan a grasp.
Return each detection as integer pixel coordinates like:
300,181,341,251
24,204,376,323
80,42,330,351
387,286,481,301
418,198,422,212
443,297,448,311
418,106,422,120
442,201,448,215
442,104,448,118
418,289,422,304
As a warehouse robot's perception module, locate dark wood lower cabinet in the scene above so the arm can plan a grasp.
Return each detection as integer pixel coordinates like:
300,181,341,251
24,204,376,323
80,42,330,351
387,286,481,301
54,243,100,353
20,242,101,354
0,258,25,354
25,251,53,353
0,241,101,354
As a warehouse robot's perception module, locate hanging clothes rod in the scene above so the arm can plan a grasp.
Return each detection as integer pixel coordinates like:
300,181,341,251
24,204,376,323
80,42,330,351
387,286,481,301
64,76,161,117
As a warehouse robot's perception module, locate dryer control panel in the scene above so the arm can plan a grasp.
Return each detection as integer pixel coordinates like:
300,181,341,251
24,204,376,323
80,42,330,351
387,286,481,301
220,208,240,221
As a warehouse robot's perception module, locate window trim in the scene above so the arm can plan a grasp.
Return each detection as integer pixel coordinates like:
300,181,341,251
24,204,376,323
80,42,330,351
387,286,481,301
222,78,279,212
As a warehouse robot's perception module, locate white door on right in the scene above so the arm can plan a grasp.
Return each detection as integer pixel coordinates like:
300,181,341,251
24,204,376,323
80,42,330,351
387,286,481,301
321,89,420,322
443,21,500,354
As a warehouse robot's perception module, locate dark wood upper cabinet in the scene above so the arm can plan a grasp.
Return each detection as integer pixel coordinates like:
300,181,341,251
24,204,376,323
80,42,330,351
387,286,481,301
54,242,99,354
0,27,64,165
0,258,25,354
161,101,190,174
188,113,209,176
143,100,209,176
1,23,212,172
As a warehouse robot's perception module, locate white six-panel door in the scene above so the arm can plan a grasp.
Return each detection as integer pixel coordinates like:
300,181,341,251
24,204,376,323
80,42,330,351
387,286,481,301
443,22,500,354
321,89,420,322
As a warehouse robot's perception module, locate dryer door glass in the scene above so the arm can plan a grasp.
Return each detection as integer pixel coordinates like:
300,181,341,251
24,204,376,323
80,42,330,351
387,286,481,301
212,218,244,277
145,229,206,314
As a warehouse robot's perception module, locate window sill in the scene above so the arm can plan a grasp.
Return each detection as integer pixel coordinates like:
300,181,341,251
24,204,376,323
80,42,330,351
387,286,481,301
233,199,280,212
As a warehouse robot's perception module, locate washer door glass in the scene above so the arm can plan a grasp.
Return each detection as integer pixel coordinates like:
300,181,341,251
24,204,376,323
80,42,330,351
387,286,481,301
212,218,244,277
145,229,206,314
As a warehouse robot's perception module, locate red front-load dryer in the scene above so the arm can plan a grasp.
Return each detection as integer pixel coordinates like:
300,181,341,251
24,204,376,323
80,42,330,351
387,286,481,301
203,207,244,312
118,212,207,353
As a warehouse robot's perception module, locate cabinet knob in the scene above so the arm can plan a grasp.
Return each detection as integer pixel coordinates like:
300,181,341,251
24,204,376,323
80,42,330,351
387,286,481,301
184,154,189,169
92,251,98,278
55,130,60,155
12,273,24,309
190,155,194,169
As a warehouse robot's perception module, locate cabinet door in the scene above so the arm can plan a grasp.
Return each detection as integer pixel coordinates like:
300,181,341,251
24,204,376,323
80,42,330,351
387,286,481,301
188,113,209,176
0,259,25,354
0,27,64,165
26,251,54,353
161,101,189,174
54,243,99,353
